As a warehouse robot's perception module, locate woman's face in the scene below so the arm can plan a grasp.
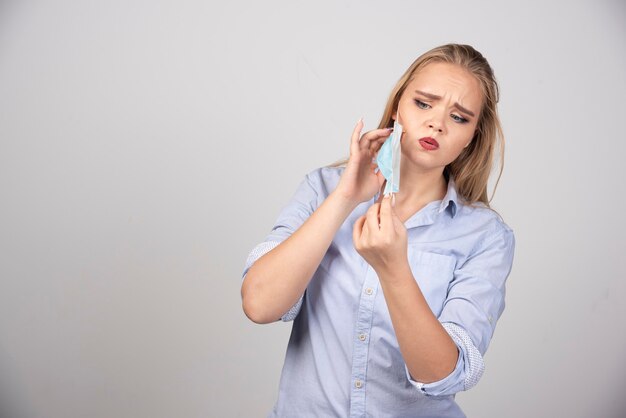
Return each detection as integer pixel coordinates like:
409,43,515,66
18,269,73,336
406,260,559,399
394,62,483,173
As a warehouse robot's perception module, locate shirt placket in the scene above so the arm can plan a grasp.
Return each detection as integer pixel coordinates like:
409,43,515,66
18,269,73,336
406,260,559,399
349,265,379,418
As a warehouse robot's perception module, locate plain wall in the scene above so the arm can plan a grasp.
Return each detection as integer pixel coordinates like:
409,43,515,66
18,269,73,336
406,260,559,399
1,0,625,417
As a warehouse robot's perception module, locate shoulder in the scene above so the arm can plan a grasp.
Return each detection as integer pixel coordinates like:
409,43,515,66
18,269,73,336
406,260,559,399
456,202,515,248
302,166,345,197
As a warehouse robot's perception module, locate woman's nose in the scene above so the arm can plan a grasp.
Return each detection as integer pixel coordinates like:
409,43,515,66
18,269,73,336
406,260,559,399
423,108,446,134
427,121,444,133
425,109,446,133
428,122,443,133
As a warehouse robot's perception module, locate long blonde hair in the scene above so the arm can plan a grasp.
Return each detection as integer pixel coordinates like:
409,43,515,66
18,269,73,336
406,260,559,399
331,44,505,207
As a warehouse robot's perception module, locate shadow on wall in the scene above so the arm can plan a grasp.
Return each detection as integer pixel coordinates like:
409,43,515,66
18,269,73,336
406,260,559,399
0,349,34,418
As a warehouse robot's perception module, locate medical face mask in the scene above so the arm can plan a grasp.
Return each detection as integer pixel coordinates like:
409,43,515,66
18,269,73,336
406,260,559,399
375,114,403,195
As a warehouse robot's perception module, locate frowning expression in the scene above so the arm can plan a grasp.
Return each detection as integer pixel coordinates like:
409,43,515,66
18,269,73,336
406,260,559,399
394,62,483,172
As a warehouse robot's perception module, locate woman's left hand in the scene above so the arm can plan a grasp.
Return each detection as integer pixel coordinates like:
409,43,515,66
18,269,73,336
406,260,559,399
353,194,408,278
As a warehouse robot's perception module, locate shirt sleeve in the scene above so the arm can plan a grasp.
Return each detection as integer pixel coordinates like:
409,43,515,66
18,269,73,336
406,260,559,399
241,170,323,322
405,226,516,397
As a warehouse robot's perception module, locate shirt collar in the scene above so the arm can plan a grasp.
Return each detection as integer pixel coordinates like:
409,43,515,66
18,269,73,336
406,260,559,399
437,176,459,218
403,176,460,230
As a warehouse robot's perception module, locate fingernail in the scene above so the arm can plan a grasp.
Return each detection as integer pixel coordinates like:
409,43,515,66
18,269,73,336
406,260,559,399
391,194,396,207
386,127,394,131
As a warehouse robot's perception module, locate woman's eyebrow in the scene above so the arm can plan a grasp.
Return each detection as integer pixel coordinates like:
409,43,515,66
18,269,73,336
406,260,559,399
414,90,476,118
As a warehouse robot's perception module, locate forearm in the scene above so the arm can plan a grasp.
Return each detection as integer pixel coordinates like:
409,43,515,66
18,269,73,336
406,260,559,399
242,191,357,324
377,263,459,383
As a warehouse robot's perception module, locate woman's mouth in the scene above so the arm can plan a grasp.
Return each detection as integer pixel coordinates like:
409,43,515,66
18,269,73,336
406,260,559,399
418,137,439,150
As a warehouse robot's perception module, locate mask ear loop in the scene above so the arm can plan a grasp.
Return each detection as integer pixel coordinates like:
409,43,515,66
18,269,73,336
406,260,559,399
396,109,407,136
387,111,402,202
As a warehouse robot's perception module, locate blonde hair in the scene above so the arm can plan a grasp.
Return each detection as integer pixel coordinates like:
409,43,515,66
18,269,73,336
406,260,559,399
331,44,505,207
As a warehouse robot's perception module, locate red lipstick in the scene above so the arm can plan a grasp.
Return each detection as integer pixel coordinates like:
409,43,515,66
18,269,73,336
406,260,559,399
419,137,439,150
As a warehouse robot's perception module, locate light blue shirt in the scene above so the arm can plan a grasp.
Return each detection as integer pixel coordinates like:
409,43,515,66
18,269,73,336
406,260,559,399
243,166,516,418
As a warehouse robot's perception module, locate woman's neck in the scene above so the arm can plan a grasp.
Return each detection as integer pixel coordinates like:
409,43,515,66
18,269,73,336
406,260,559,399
392,160,448,222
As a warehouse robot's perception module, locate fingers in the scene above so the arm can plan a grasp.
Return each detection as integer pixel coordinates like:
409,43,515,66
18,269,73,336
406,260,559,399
368,134,391,153
354,196,404,256
376,180,387,204
350,118,393,160
365,202,381,232
350,118,364,154
380,194,405,238
379,194,392,230
359,127,394,151
352,214,366,246
376,170,385,186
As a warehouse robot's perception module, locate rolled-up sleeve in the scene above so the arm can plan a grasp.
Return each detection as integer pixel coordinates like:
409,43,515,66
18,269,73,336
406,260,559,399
241,170,322,321
407,226,516,397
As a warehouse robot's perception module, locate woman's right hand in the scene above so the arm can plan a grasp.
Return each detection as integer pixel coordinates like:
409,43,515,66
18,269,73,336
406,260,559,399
334,119,393,205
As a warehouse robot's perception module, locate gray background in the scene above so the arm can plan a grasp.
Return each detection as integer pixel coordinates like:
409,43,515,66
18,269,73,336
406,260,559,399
1,0,625,417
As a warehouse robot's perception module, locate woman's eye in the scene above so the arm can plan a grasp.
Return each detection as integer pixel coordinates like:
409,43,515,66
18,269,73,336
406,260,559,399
414,99,468,124
451,114,469,124
414,99,430,109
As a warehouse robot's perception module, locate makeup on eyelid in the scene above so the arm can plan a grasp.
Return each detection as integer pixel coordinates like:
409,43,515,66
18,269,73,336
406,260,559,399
414,98,470,124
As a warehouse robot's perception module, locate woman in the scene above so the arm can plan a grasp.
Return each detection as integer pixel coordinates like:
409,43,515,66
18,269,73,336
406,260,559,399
241,43,515,418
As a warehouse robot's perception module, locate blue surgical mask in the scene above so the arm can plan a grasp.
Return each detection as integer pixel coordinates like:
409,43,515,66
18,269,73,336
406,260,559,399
376,114,403,195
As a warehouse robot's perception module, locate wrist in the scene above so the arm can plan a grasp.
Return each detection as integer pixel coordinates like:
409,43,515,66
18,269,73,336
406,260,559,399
375,258,412,286
328,189,361,213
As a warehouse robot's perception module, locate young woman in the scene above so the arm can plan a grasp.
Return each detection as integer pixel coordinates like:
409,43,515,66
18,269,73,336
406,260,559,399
241,43,516,418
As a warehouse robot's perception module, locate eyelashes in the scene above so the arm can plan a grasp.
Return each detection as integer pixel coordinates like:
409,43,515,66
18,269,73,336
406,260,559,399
413,99,469,124
414,99,430,110
450,114,468,123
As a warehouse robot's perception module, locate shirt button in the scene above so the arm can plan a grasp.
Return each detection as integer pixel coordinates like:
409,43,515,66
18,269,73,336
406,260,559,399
365,288,373,295
359,333,367,341
355,379,363,389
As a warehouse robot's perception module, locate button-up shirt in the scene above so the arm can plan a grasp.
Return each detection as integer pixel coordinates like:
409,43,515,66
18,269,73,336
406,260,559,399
242,166,516,418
